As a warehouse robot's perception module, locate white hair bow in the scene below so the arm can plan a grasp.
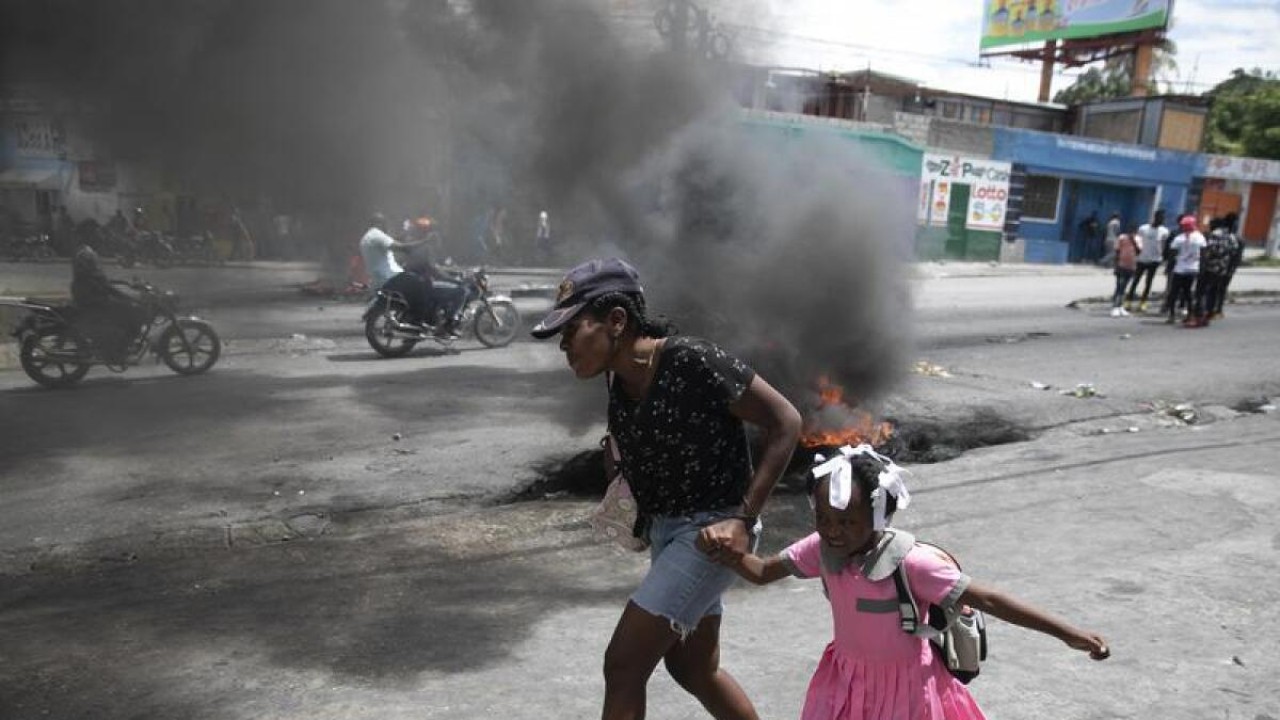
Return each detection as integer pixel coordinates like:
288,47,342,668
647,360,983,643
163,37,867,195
811,444,911,530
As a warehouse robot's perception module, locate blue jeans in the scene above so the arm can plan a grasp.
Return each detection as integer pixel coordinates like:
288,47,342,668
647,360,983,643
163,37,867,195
630,509,760,638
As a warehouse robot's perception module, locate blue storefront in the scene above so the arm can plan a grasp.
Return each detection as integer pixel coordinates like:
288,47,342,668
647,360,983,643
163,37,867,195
993,129,1199,264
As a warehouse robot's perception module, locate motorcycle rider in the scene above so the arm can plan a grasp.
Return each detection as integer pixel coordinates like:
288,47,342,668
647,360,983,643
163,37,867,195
401,216,468,338
70,245,149,363
359,212,426,290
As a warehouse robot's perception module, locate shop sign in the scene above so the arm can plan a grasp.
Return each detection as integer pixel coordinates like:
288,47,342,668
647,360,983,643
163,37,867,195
1202,154,1280,184
10,117,66,157
919,153,1012,231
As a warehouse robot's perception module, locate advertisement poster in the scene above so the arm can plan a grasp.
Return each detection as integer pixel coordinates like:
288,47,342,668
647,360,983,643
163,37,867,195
980,0,1173,51
967,178,1010,231
919,153,1012,231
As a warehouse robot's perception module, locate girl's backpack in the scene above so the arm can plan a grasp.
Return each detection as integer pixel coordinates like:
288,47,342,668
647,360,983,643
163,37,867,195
892,542,988,683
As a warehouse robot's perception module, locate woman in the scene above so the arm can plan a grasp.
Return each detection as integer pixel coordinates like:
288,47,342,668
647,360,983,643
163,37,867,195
531,257,802,720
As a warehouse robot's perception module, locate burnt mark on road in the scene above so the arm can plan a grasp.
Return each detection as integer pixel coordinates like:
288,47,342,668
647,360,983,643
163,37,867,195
514,407,1036,501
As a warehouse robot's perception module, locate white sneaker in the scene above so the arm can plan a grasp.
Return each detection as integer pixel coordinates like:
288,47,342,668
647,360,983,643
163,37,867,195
1110,307,1122,317
1118,308,1130,317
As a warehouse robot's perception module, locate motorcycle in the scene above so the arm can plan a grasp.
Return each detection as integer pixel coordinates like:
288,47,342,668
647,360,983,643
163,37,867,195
118,230,177,268
363,267,520,357
6,280,221,389
2,233,56,261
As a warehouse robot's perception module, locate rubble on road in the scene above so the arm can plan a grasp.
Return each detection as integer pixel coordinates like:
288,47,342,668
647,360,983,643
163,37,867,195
912,360,952,378
1060,383,1104,399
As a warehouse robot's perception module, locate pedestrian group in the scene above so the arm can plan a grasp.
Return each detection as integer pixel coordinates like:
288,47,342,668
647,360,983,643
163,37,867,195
1107,210,1244,327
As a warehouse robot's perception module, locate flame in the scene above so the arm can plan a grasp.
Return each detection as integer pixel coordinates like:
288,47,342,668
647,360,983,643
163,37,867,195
799,376,894,449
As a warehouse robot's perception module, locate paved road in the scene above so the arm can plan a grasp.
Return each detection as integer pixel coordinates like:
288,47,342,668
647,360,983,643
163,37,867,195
1,261,1278,719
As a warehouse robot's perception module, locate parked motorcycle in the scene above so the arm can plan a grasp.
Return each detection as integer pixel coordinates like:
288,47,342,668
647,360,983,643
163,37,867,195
5,280,221,388
1,233,56,261
118,230,177,268
363,268,520,357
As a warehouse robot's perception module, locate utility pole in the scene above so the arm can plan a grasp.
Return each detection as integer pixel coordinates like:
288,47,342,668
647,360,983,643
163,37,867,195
1037,40,1057,103
1131,41,1154,97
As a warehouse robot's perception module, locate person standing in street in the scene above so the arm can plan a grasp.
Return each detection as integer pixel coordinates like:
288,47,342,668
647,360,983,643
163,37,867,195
534,210,552,265
1214,213,1244,318
1101,212,1122,266
1110,226,1140,317
1127,210,1167,313
531,257,802,720
1167,215,1206,326
1195,224,1234,327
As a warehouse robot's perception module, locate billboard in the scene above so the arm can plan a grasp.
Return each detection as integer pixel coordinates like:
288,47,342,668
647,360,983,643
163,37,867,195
980,0,1172,51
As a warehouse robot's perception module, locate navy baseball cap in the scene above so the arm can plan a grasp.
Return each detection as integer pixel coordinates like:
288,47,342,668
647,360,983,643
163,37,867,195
530,258,644,339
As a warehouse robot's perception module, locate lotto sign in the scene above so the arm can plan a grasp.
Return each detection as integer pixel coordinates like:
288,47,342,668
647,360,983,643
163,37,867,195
967,180,1009,231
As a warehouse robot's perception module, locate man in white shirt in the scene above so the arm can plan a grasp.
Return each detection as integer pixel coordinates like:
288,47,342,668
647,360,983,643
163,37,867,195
1127,210,1169,312
359,213,422,290
1166,215,1206,325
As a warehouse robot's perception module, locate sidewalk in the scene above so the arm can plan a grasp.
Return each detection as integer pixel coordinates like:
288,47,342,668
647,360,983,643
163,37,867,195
1,410,1277,719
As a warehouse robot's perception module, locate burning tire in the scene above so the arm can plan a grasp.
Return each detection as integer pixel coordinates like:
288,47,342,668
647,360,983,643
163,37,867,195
19,328,92,389
364,311,419,358
158,320,221,375
473,300,520,348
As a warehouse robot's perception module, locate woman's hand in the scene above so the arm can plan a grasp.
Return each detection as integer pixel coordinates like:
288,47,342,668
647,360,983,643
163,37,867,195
696,519,749,562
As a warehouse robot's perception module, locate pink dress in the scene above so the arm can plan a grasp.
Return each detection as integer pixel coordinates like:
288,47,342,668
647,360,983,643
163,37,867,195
783,531,987,720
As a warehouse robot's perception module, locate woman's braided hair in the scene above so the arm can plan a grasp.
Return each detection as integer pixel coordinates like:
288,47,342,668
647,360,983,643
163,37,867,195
583,291,676,339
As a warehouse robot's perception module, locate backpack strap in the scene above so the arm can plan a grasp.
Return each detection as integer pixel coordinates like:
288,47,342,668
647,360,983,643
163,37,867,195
891,564,922,635
892,544,949,640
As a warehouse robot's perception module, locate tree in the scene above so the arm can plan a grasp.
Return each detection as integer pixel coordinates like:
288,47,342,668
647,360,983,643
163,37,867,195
1052,41,1177,105
1053,64,1130,104
1240,86,1280,159
1204,68,1280,159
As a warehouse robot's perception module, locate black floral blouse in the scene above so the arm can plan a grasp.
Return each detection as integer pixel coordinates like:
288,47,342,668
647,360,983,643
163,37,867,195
608,336,756,519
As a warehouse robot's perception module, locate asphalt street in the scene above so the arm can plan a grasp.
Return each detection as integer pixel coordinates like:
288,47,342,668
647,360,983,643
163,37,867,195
1,259,1278,719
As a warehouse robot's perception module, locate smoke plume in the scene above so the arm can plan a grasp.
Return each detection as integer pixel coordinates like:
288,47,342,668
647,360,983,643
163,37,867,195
2,0,914,415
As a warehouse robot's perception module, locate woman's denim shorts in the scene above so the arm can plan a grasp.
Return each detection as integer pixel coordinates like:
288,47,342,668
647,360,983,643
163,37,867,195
630,509,761,639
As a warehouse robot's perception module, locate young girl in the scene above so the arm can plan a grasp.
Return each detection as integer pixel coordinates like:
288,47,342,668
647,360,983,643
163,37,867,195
703,444,1110,720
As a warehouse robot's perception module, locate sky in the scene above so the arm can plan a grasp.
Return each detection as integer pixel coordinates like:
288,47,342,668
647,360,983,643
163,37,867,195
705,0,1279,103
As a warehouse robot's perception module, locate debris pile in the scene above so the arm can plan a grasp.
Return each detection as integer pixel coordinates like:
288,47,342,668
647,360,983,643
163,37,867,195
912,361,952,378
1060,383,1104,399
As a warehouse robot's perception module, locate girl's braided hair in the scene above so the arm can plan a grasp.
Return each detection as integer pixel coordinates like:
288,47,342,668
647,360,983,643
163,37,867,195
583,291,677,338
806,451,899,519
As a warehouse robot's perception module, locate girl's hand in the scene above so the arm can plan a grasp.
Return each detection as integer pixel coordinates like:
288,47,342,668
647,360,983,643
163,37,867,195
1065,631,1110,660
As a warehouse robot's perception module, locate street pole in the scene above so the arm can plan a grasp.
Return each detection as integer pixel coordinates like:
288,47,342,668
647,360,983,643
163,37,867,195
1037,40,1057,103
1131,41,1154,97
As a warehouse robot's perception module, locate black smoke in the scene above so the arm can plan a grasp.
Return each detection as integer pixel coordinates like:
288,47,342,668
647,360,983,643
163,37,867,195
3,0,913,412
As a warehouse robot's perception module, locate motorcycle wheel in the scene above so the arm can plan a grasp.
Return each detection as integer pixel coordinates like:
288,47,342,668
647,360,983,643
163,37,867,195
365,311,419,358
473,300,521,348
20,328,92,389
159,320,221,375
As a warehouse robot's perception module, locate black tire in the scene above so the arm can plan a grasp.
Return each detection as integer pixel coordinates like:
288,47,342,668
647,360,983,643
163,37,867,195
19,328,92,389
365,311,418,358
159,320,221,375
473,300,520,348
